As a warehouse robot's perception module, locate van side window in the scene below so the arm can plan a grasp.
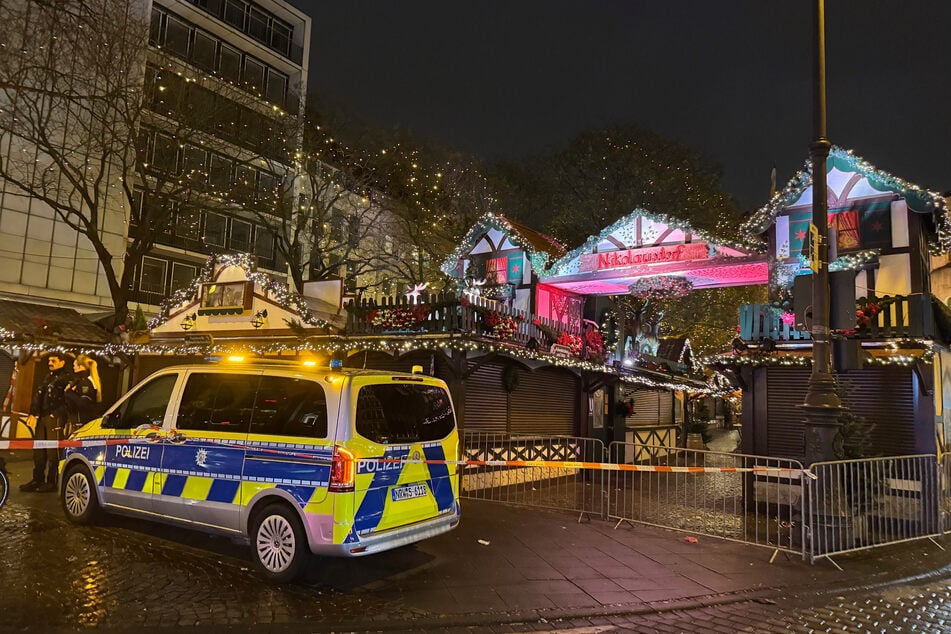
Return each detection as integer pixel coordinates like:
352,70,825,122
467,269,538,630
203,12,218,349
107,374,177,429
178,373,259,433
355,384,455,444
250,376,328,438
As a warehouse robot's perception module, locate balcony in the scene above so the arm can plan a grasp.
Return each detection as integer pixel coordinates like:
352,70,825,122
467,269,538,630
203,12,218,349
739,293,941,343
343,293,593,359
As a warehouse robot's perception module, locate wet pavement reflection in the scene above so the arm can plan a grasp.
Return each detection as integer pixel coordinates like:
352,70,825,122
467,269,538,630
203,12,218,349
0,492,431,630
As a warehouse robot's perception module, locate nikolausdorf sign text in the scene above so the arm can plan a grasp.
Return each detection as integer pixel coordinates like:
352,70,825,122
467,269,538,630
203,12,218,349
580,242,709,272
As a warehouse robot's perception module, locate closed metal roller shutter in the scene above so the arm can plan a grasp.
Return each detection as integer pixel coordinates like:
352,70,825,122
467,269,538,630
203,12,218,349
464,363,508,434
624,388,674,426
766,367,810,459
510,367,578,436
837,367,916,456
766,366,916,460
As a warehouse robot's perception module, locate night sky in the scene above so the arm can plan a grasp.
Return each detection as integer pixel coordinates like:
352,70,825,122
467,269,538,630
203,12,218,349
291,1,950,212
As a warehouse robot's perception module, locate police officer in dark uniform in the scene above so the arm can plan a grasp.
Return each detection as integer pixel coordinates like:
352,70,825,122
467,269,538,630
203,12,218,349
20,352,73,493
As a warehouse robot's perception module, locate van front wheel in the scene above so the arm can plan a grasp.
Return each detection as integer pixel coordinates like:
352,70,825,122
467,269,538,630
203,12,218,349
61,464,100,525
251,503,309,584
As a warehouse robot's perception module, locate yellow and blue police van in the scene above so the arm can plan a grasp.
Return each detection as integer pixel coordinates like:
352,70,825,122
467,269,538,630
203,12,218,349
59,358,461,583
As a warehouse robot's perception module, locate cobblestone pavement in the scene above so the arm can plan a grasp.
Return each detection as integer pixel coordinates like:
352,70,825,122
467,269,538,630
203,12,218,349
383,571,951,633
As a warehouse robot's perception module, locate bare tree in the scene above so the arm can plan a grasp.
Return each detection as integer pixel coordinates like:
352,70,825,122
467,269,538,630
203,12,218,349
250,113,395,295
374,145,500,292
0,0,292,327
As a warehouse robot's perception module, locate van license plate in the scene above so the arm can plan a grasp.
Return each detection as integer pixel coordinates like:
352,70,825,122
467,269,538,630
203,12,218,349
392,483,427,501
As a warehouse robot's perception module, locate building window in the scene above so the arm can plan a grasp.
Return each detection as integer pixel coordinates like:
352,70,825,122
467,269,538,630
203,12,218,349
256,171,277,200
265,70,287,106
255,226,275,259
191,31,217,71
248,6,269,43
171,262,198,292
149,8,164,44
224,0,246,30
209,154,232,189
174,207,201,238
152,133,179,174
181,145,207,182
234,163,255,203
130,188,145,226
243,57,265,92
140,257,168,294
204,213,227,248
330,208,346,242
348,215,360,248
270,21,291,56
164,15,190,57
230,219,252,251
218,44,241,83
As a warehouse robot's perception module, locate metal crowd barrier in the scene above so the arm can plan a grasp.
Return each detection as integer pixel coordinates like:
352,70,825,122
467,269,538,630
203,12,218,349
461,432,607,520
607,442,807,559
941,453,951,535
459,433,951,565
807,455,941,566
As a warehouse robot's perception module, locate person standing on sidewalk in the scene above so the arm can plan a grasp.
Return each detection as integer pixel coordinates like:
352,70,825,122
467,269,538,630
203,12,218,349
64,354,102,437
20,352,73,493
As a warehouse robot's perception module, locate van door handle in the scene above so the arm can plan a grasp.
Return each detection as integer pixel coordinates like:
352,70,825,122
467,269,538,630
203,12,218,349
133,423,164,443
166,430,188,445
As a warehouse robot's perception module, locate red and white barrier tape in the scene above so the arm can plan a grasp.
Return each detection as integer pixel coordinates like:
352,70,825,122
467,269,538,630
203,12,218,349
0,438,143,450
0,437,814,479
376,458,816,479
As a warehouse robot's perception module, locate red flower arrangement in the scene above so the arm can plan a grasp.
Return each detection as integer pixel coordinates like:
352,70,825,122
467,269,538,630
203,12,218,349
557,332,583,355
486,311,522,339
367,305,429,330
855,302,881,328
585,328,605,357
833,299,884,337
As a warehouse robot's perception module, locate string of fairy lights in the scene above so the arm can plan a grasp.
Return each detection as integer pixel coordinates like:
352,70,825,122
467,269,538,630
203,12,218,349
547,208,765,278
702,338,938,369
147,252,330,330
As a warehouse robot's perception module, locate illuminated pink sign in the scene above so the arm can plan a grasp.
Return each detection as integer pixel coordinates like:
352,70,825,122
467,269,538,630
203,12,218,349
581,242,709,272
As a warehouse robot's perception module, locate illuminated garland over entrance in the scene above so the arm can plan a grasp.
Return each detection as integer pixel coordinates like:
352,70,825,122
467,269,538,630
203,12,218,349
628,276,693,300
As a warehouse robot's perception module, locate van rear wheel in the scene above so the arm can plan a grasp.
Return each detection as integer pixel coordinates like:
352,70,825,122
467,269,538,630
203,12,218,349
251,503,309,584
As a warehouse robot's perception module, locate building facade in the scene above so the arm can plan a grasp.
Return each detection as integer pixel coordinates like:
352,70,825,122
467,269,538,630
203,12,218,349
0,0,311,319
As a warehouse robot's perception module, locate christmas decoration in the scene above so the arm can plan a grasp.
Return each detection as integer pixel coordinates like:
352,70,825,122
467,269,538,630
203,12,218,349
367,305,429,330
628,276,693,300
148,253,330,330
439,212,566,277
557,332,583,356
485,311,521,340
547,208,763,278
742,147,950,255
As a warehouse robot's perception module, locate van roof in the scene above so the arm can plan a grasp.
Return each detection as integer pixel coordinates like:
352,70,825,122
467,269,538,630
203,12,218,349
153,359,435,379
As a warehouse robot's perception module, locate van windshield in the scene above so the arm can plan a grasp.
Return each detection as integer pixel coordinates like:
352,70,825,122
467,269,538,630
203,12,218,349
355,384,455,445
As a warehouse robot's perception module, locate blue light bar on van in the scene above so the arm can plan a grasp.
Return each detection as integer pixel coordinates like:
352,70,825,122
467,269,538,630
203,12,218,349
329,359,343,369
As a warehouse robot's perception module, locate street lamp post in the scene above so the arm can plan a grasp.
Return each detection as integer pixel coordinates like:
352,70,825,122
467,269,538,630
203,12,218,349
801,0,843,466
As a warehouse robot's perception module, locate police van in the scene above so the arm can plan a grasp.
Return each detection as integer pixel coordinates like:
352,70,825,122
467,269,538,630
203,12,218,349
59,358,461,583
